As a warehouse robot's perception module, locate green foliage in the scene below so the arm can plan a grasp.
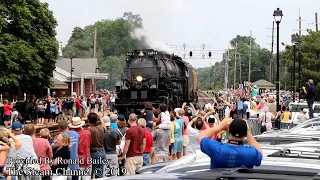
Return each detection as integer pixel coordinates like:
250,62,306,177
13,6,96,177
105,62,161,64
280,31,320,99
99,55,126,90
199,35,272,90
197,67,212,90
0,0,59,95
63,12,146,90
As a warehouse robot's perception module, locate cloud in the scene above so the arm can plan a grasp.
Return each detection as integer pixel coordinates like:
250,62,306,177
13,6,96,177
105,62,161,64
131,28,174,54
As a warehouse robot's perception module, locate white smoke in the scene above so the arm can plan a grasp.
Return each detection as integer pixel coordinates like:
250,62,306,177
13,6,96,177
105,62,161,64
130,28,174,54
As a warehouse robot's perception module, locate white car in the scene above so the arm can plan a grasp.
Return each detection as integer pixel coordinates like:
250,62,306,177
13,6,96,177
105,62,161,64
287,101,320,122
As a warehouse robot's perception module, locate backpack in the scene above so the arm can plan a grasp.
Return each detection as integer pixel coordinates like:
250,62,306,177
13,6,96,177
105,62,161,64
116,129,126,156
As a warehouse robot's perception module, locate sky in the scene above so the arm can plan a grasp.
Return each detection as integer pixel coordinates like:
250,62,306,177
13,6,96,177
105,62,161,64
41,0,320,68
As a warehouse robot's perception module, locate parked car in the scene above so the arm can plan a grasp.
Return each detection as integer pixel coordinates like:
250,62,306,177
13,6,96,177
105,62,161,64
287,101,320,122
135,135,320,176
265,117,320,135
104,158,320,179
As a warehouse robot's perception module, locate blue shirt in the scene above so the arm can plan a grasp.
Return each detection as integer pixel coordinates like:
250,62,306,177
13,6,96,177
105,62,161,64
110,123,118,130
237,101,243,110
50,103,56,113
200,137,262,169
63,131,80,170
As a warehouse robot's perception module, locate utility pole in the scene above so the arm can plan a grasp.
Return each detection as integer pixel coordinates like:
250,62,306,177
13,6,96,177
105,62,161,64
248,31,252,83
239,54,242,85
226,49,230,89
266,21,275,83
223,52,228,89
316,13,318,32
309,13,319,32
267,21,276,83
70,56,74,96
284,66,287,90
234,42,237,89
93,28,97,58
293,8,306,36
59,41,63,58
213,66,216,89
298,9,302,36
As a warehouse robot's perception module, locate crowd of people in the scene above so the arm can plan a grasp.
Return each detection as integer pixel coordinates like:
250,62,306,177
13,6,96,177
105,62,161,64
0,79,317,179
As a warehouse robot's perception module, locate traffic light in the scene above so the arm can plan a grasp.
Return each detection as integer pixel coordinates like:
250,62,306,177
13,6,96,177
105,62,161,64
189,51,192,57
71,67,74,72
209,51,212,58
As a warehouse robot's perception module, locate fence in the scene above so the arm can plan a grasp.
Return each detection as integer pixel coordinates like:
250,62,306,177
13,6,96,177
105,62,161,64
247,118,299,136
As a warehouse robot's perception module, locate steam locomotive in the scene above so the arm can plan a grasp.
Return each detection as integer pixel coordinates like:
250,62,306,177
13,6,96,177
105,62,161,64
115,49,198,115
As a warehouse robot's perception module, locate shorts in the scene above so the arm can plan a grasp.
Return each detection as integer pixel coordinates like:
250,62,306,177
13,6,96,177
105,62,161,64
12,111,18,118
183,135,189,147
37,110,45,118
3,115,10,121
169,143,174,156
51,112,56,119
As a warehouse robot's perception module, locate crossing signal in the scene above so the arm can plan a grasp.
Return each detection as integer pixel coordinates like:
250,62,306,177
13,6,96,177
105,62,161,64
189,51,192,57
209,51,212,58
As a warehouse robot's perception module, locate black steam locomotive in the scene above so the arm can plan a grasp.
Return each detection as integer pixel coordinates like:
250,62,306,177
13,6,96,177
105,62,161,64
115,49,198,115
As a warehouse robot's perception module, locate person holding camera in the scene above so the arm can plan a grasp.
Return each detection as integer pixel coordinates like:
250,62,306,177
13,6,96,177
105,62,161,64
303,79,316,119
197,118,262,169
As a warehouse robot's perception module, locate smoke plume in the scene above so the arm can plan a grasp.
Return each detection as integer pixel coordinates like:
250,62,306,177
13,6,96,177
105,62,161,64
130,28,174,54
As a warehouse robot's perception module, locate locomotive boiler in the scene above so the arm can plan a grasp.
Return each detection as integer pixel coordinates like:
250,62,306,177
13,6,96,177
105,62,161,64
115,49,198,115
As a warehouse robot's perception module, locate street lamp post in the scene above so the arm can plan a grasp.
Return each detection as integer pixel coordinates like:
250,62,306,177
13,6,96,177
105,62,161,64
291,34,298,102
274,8,283,130
70,54,75,96
273,8,283,115
297,45,302,100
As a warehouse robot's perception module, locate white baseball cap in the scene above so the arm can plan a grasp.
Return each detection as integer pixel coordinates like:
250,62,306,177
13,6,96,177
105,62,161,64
103,116,111,126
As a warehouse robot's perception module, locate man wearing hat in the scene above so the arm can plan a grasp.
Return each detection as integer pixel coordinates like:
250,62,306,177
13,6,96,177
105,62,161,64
197,118,262,169
249,84,259,98
69,117,92,180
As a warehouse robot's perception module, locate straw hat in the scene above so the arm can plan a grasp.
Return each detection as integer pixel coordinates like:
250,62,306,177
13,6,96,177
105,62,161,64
68,117,85,128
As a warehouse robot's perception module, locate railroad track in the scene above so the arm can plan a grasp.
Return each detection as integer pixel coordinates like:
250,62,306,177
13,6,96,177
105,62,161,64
197,91,215,109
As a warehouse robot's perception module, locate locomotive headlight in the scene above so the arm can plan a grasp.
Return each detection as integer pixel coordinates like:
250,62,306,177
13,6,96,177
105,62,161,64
136,76,143,82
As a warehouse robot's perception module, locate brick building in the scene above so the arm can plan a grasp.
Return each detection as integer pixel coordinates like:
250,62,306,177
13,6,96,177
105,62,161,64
50,57,99,97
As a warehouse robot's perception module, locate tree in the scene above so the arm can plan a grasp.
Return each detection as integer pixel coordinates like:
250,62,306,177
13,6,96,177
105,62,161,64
0,0,59,95
280,30,320,99
197,35,272,90
63,12,147,90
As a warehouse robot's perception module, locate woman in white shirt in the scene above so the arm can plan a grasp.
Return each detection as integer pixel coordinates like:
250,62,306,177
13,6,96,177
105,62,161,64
259,106,280,131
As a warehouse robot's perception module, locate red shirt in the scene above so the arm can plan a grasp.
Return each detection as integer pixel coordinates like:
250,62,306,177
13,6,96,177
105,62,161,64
75,99,81,110
33,138,52,170
75,128,92,168
201,122,213,130
4,104,11,116
143,128,153,153
201,123,218,140
126,126,145,158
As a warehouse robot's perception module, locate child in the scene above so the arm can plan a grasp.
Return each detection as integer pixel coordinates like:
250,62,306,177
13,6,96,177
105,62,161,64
157,104,171,130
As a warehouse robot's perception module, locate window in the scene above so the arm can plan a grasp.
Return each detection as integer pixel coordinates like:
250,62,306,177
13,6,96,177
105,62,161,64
290,104,308,112
314,105,320,113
